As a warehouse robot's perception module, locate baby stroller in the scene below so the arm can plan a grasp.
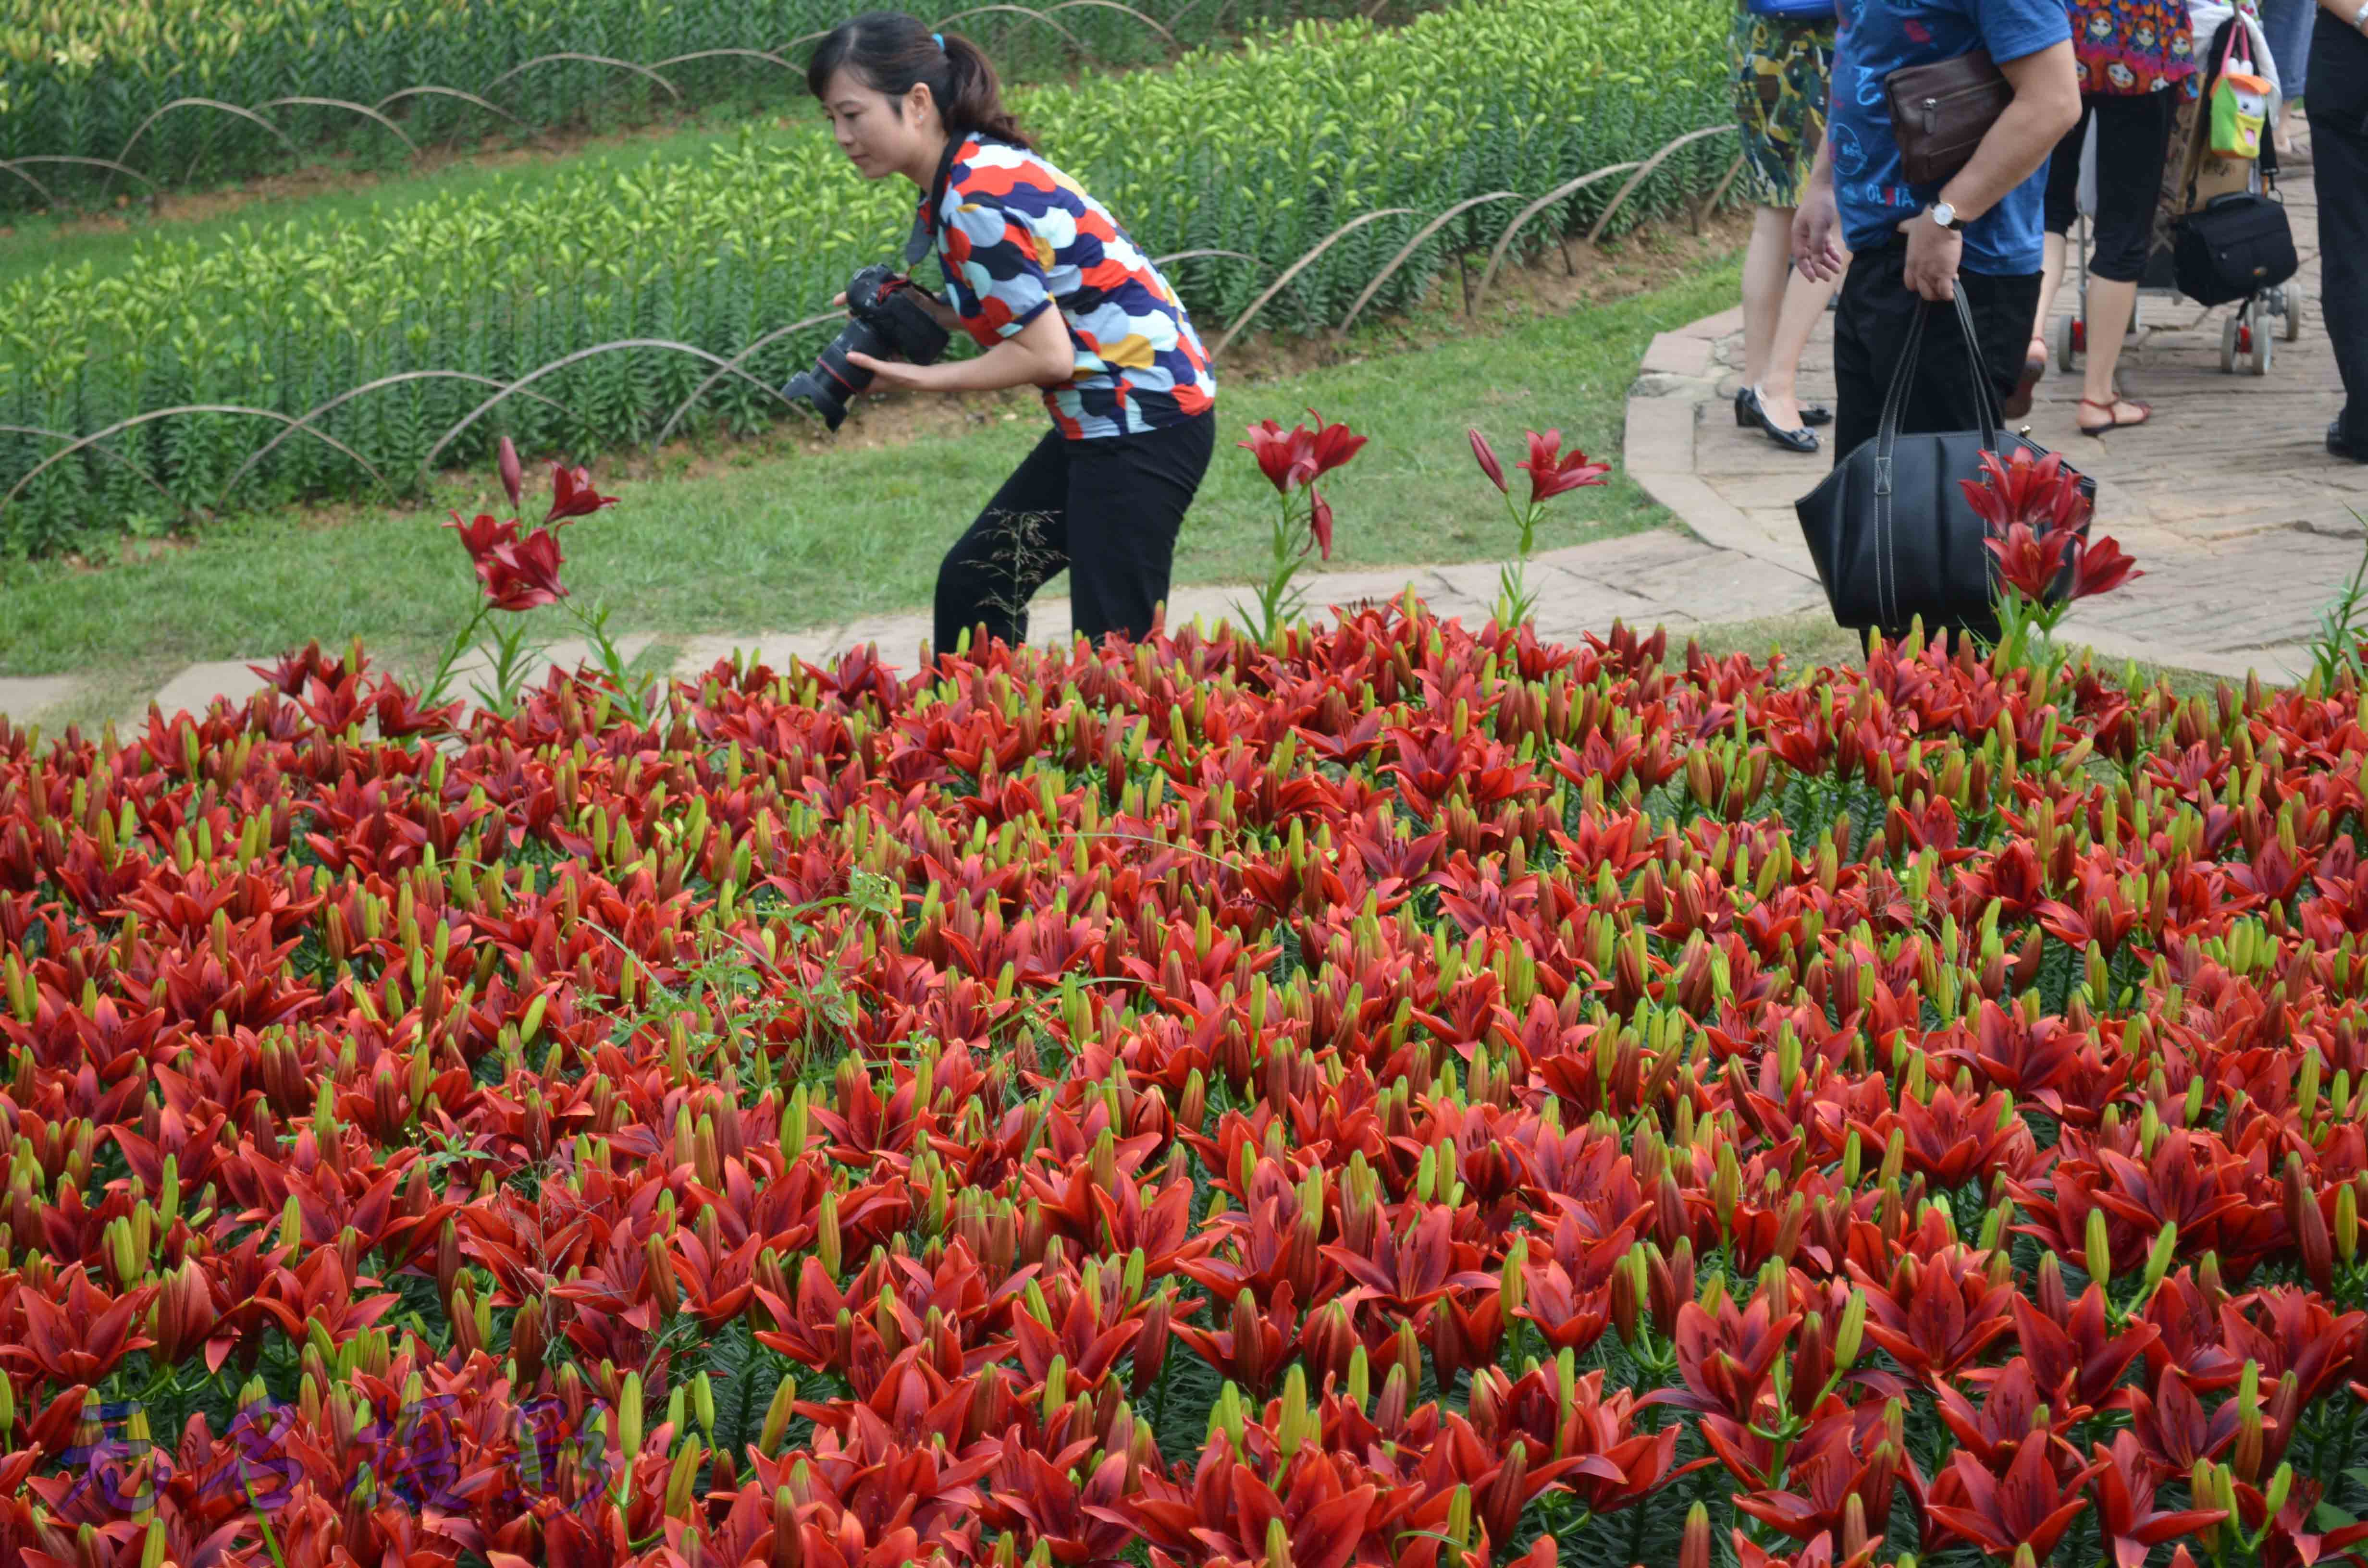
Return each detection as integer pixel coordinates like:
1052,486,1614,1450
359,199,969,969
2054,1,2301,378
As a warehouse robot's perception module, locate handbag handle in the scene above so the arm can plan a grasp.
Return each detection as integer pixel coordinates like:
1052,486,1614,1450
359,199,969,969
2218,17,2254,80
1874,286,2003,478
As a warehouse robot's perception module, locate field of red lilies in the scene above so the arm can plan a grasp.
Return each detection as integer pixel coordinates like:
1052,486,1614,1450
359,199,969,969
8,441,2368,1568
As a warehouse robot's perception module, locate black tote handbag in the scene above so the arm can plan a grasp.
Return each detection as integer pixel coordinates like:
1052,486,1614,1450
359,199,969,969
1795,291,2094,642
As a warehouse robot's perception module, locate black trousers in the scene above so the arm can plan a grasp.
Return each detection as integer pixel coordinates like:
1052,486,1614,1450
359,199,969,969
2314,12,2368,451
1832,240,2044,467
934,410,1216,657
1830,241,2038,651
2042,89,2179,282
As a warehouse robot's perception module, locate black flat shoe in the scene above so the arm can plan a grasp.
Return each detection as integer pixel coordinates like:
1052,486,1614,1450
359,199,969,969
1736,385,1820,454
2334,421,2367,464
1800,404,1833,426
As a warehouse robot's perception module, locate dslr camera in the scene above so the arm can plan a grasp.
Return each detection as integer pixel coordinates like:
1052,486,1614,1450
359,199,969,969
783,264,953,430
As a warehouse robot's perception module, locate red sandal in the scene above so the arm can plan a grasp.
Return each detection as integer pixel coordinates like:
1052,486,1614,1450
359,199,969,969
2077,396,2151,435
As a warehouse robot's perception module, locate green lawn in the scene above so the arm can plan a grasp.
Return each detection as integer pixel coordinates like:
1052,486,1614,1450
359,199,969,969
2,247,1743,711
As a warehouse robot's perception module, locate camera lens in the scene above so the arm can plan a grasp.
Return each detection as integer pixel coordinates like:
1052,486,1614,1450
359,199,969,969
783,318,890,430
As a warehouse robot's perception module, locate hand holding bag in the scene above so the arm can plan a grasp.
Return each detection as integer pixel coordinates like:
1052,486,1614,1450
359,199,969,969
1795,292,2096,639
1883,49,2014,186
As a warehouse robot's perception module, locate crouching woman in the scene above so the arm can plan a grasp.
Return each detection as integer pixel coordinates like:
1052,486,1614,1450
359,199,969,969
806,12,1220,657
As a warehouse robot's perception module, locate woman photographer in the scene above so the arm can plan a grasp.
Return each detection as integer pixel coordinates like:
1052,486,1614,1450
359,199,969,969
806,12,1219,659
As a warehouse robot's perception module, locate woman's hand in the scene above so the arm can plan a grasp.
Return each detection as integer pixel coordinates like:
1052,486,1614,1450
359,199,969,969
843,351,946,390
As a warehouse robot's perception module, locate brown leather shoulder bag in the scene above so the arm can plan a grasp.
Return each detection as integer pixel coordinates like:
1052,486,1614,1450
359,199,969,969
1884,48,2014,186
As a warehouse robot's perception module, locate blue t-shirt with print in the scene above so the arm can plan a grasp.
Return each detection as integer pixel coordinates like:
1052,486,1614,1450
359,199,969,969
1828,0,2070,274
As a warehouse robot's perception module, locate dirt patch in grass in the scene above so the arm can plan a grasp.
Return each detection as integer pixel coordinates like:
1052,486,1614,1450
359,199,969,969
4,107,811,239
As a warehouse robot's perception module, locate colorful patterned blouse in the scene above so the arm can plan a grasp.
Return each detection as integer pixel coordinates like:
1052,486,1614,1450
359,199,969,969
914,135,1218,441
2068,0,2196,92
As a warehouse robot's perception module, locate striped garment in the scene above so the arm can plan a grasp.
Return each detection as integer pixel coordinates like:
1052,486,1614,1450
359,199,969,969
918,136,1218,441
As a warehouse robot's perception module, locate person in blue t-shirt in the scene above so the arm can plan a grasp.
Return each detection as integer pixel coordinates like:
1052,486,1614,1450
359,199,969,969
1793,0,2082,472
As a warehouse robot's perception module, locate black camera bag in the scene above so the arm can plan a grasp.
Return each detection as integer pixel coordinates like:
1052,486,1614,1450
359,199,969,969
2171,191,2297,307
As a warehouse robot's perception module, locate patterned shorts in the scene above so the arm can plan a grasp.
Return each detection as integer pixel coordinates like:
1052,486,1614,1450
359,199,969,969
1729,9,1838,209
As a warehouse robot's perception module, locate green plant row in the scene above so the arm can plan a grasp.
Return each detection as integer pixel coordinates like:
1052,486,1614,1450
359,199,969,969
0,0,1409,206
0,0,1730,558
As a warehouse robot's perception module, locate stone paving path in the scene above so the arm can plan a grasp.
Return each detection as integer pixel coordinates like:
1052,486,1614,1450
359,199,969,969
7,530,1822,734
1,164,2353,731
1628,165,2366,679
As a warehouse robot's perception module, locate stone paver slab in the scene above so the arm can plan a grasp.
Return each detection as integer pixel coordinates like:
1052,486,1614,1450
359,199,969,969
0,675,79,724
1640,332,1713,378
673,629,847,679
149,660,271,720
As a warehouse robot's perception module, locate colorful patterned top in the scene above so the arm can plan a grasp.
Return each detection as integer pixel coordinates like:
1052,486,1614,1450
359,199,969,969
2068,0,2195,92
913,135,1218,441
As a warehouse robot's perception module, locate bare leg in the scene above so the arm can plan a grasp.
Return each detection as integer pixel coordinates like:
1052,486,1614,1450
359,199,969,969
2077,275,2147,427
1739,204,1792,389
1759,244,1845,430
2029,229,2069,362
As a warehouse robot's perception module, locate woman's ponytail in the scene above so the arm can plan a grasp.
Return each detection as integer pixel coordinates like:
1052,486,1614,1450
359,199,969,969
805,12,1033,149
937,32,1031,147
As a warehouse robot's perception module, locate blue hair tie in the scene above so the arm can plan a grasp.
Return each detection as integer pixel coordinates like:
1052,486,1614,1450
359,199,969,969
933,31,945,48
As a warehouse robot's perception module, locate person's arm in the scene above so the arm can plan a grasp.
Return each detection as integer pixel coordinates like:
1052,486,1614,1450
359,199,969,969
1795,136,1846,282
1899,38,2083,300
2319,0,2368,27
851,304,1073,391
849,194,1078,392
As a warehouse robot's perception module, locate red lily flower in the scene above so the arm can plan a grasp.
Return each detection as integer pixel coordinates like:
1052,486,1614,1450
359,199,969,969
446,508,515,563
1732,1529,1883,1568
1733,1408,1902,1543
1962,446,2091,536
2007,1281,2161,1412
2127,1368,2243,1473
1925,1441,2106,1561
2071,533,2142,600
1985,520,2081,603
478,525,571,612
1517,429,1609,504
1239,411,1363,495
0,1268,156,1385
2093,1431,2225,1568
1240,418,1316,493
1311,488,1334,561
1302,408,1367,480
545,460,619,522
1320,1205,1495,1318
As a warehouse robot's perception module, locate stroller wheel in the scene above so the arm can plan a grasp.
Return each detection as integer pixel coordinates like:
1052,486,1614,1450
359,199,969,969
2056,314,2079,371
2282,290,2305,343
2250,321,2273,376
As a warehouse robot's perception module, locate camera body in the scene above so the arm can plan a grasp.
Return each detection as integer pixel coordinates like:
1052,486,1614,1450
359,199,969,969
783,264,954,430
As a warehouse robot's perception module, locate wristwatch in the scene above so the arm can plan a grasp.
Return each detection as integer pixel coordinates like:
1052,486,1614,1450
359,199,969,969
1928,201,1966,232
2354,0,2368,32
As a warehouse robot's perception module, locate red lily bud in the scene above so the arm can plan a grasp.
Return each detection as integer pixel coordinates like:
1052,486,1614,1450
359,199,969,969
1130,1291,1172,1399
1232,1289,1267,1393
1479,1439,1529,1545
1681,1503,1710,1568
2283,1154,2332,1291
1468,429,1508,494
498,435,523,511
435,1218,460,1303
1608,1252,1641,1345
